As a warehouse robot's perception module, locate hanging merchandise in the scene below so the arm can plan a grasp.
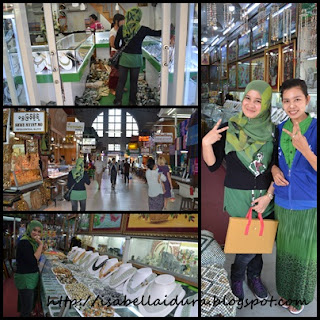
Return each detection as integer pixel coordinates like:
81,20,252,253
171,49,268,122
283,7,292,44
270,4,280,41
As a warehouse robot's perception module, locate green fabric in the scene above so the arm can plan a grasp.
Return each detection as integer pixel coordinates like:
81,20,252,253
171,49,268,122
20,220,43,253
223,187,274,218
70,190,87,201
275,204,317,309
123,7,142,44
72,158,84,183
280,114,312,168
14,272,39,290
225,80,274,174
120,52,143,68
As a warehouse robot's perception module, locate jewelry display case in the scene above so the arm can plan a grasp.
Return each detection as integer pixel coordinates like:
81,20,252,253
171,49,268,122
10,153,43,191
47,164,73,179
9,33,94,76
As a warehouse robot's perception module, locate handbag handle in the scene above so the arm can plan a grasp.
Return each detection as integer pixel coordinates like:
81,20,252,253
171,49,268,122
244,207,264,236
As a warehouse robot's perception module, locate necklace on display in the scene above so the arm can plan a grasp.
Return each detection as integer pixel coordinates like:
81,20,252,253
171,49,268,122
92,258,108,271
73,251,85,263
33,57,45,67
99,261,122,278
78,253,92,265
126,273,157,294
142,283,183,313
59,56,71,66
109,268,136,287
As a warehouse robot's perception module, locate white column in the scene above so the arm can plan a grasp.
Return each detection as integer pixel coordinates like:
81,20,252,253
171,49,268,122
173,3,188,105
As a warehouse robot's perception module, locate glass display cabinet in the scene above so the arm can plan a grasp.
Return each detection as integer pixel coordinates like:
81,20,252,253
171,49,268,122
128,238,198,286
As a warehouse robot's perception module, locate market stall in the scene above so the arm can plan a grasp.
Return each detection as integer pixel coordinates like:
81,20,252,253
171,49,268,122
3,213,198,318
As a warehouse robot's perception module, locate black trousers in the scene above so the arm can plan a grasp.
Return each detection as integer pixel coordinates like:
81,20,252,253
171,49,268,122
18,288,35,317
71,199,86,211
124,172,129,183
114,65,140,105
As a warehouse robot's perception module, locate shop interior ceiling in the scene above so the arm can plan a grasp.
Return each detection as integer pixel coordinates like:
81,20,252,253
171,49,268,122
62,108,161,133
201,3,287,53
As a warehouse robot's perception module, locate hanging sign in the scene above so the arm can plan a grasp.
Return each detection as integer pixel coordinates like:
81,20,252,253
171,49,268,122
82,138,96,145
140,147,150,155
128,142,139,150
154,133,173,143
66,122,85,132
81,146,92,153
13,111,46,133
139,136,150,142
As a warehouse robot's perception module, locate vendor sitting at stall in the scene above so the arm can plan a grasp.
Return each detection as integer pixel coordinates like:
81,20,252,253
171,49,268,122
14,220,44,317
89,14,103,31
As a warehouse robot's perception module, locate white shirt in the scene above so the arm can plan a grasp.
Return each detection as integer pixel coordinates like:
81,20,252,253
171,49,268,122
95,160,105,174
109,27,118,52
146,168,167,198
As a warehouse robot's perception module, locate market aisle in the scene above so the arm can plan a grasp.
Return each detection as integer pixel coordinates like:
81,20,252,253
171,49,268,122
45,173,184,211
3,278,20,317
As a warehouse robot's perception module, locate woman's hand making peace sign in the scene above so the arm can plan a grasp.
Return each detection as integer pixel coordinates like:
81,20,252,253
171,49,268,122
202,119,229,146
282,121,309,155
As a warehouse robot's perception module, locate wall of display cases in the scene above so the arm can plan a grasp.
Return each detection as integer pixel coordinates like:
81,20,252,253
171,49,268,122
201,3,317,108
63,214,198,287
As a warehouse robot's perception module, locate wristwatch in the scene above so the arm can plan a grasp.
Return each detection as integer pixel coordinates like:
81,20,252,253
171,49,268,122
267,192,274,200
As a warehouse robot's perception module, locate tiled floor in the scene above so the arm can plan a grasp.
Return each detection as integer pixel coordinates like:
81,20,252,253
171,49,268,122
223,244,317,317
45,172,187,211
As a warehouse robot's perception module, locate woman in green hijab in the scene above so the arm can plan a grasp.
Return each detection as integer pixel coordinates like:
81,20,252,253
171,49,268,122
14,220,44,317
202,80,276,301
113,6,161,106
67,157,90,211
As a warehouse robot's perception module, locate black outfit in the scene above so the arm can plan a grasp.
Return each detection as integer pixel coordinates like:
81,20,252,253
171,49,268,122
114,26,161,105
124,162,130,184
16,240,39,317
67,171,90,211
206,122,276,282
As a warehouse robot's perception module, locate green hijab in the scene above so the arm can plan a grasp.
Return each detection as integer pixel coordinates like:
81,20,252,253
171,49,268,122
225,80,274,175
21,220,43,253
72,158,84,182
123,7,142,43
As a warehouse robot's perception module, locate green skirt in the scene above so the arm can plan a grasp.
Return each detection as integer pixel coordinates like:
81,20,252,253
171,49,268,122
275,204,317,309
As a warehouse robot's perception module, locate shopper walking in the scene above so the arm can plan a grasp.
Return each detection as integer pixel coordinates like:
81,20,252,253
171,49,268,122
110,158,118,190
14,220,44,317
202,80,275,301
124,159,131,184
146,158,167,211
108,13,125,96
113,7,161,106
271,79,317,315
94,155,105,190
120,160,125,179
157,156,173,210
67,158,90,211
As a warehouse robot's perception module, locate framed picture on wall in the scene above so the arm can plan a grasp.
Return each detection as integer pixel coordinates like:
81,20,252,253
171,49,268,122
269,3,298,46
281,40,296,84
122,214,198,238
252,18,269,54
201,66,209,83
220,43,228,79
228,64,237,90
228,38,238,63
201,53,210,65
265,45,281,91
251,55,265,81
92,214,124,233
238,32,251,59
210,48,219,64
237,59,251,89
210,65,219,81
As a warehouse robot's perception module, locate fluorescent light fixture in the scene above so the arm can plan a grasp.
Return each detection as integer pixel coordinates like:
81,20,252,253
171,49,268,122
211,37,220,47
223,23,235,35
213,26,218,30
115,3,119,11
307,56,317,61
202,37,208,42
204,47,209,53
167,108,176,115
229,40,235,47
272,3,292,18
80,3,85,10
252,25,258,32
72,3,79,7
180,150,188,153
229,5,235,12
242,3,260,17
156,151,163,154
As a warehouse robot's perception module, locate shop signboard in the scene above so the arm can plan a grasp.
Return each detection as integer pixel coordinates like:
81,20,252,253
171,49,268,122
13,111,46,133
66,122,85,132
128,142,139,149
154,133,173,143
81,146,91,153
130,149,140,154
141,147,150,154
139,136,150,142
82,138,96,145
